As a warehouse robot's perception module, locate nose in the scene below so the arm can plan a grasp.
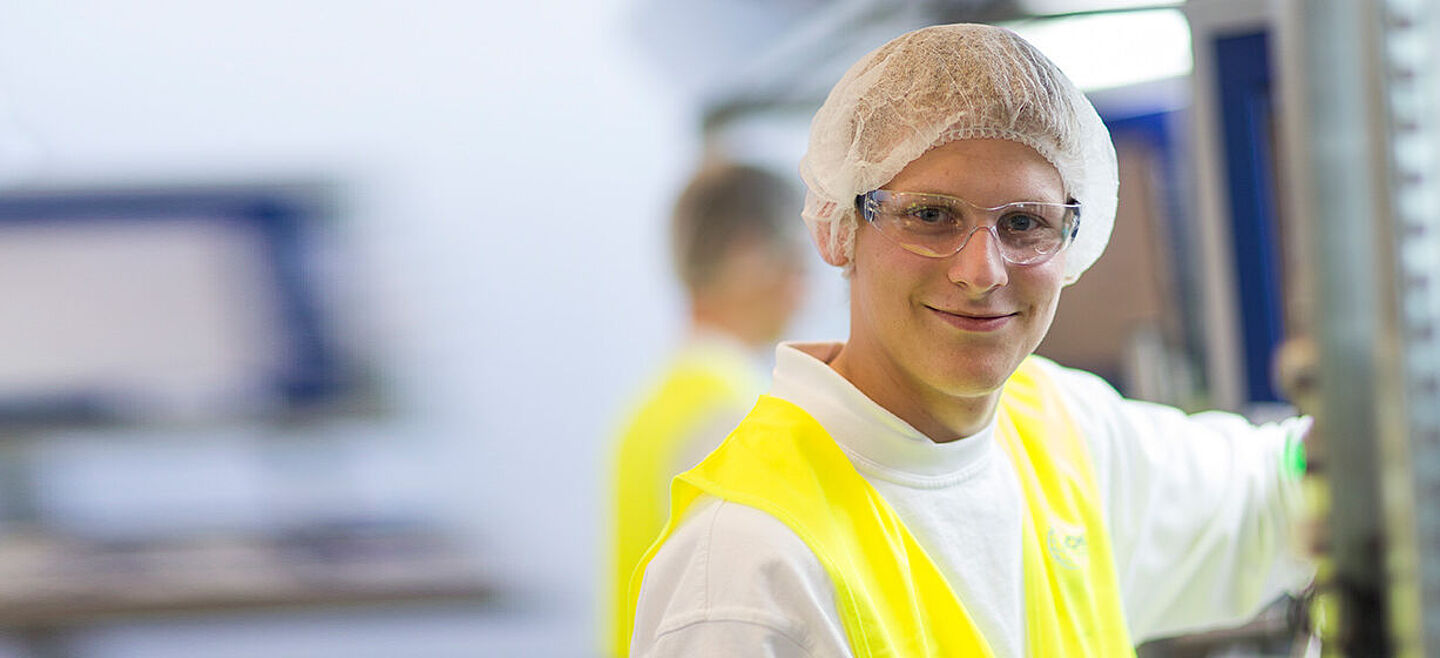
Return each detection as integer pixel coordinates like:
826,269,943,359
946,226,1008,292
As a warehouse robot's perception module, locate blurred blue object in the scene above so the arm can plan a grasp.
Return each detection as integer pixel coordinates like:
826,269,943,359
0,182,351,425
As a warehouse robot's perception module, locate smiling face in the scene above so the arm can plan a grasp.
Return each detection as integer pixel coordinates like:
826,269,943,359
830,138,1068,440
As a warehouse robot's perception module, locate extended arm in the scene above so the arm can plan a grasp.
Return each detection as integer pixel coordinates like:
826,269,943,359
1044,360,1313,641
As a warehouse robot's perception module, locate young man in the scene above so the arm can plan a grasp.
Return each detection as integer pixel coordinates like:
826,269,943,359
622,24,1312,657
606,162,806,656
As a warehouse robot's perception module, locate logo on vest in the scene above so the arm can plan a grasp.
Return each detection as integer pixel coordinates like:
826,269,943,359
1046,524,1088,570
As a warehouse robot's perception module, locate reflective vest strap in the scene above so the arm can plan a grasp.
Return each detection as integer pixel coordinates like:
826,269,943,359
998,359,1134,655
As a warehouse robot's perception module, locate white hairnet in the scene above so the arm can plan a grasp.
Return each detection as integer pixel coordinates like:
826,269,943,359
798,23,1117,284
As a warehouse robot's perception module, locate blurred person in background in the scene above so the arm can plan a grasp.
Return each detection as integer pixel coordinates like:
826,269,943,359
605,161,807,656
622,24,1313,657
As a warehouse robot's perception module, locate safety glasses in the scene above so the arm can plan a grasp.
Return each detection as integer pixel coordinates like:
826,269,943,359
859,190,1080,265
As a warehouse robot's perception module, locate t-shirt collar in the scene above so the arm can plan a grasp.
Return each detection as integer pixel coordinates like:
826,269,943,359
768,341,999,481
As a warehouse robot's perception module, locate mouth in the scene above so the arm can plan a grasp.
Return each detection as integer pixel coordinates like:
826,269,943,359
927,306,1018,332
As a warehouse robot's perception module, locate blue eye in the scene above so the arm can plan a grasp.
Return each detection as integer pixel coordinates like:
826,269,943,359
1000,213,1042,232
906,205,952,224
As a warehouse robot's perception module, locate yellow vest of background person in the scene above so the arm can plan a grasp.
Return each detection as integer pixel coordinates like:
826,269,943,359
622,357,1134,657
606,341,762,657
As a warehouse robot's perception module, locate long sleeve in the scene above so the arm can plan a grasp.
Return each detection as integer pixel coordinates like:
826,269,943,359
1041,359,1314,641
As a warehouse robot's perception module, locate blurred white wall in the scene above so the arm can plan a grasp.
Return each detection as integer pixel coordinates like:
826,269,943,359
0,0,718,655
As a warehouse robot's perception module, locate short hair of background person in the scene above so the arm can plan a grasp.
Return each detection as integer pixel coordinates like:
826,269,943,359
670,162,807,348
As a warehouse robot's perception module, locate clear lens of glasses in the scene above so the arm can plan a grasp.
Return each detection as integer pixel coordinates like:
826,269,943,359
861,190,1079,265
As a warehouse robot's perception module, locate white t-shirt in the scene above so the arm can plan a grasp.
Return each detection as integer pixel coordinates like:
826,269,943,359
630,342,1313,657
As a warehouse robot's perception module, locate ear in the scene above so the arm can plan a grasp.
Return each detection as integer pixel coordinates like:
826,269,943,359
809,217,851,268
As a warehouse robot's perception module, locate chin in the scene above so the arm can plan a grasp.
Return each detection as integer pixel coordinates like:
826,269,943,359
927,355,1020,398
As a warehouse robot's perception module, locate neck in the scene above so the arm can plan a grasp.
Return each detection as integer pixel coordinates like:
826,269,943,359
828,339,1000,443
690,301,769,350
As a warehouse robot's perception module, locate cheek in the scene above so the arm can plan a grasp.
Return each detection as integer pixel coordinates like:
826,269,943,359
852,243,922,314
849,262,910,345
1034,288,1062,327
1021,265,1066,326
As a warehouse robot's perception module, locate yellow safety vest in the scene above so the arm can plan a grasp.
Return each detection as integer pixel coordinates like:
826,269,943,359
605,345,760,657
621,357,1133,657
